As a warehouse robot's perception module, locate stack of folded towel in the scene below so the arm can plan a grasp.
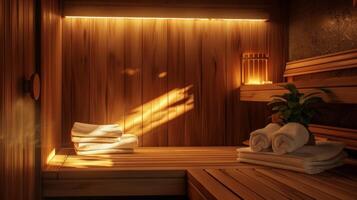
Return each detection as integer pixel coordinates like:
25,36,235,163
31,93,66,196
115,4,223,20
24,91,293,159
72,122,138,155
237,122,346,174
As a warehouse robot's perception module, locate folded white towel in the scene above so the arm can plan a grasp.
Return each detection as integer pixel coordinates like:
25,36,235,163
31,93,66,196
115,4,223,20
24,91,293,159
272,122,309,155
237,157,344,174
71,122,123,138
71,136,120,143
75,148,134,156
237,141,346,174
249,123,281,152
74,134,138,151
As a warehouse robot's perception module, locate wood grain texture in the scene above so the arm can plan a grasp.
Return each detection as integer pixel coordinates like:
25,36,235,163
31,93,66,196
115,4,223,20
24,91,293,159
124,19,143,145
44,147,357,198
285,49,357,77
240,76,357,104
225,22,241,145
183,20,203,146
62,16,286,146
167,20,186,146
201,21,226,146
0,0,38,199
106,19,125,124
188,167,357,200
41,0,62,188
90,19,108,123
142,19,168,146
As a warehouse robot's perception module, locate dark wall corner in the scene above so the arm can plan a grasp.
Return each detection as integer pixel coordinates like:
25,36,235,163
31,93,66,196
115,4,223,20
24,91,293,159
288,0,357,61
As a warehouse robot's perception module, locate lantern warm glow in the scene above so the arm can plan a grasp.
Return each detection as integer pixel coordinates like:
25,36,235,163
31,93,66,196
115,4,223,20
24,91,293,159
242,53,272,85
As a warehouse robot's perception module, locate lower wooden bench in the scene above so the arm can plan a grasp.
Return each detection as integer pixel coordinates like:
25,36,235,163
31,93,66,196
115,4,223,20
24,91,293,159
43,147,357,199
43,147,241,197
188,167,357,200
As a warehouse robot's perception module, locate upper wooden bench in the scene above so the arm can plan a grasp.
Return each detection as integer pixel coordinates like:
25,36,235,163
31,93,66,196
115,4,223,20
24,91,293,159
43,147,357,199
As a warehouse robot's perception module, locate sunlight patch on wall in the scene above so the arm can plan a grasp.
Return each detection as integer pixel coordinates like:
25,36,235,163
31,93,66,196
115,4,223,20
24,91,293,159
120,85,194,136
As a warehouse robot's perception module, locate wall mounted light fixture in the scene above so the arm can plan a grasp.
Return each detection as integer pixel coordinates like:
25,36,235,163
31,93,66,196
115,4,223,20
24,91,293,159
242,53,271,85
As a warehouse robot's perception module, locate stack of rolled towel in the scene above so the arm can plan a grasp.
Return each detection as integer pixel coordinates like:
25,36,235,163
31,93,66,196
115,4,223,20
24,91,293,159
238,122,346,174
72,122,138,155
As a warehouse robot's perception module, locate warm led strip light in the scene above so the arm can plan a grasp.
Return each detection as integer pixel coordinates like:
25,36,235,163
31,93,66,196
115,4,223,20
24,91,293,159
64,16,267,22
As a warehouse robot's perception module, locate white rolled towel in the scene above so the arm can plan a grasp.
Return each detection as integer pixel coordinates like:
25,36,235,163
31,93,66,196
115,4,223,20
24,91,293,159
249,123,281,152
272,122,310,155
71,122,123,138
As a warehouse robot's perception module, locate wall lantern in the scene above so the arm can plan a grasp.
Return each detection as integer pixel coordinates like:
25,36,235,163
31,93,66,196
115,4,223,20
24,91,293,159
241,52,271,85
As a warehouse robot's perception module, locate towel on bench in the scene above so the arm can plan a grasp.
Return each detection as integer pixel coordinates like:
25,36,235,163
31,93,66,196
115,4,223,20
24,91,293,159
72,122,123,138
272,122,310,155
249,123,281,152
237,141,346,174
71,122,138,155
74,134,138,151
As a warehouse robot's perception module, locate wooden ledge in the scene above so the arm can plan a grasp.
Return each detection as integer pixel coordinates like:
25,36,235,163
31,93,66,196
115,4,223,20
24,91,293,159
285,49,357,77
240,76,357,103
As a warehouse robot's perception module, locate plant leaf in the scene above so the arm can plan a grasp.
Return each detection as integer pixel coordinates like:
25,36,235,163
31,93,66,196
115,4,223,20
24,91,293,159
302,92,322,99
317,87,332,94
281,83,298,94
268,99,285,105
303,96,323,105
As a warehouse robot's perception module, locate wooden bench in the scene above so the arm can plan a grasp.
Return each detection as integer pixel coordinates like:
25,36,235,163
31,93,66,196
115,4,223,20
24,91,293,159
43,147,241,197
188,166,357,200
43,147,357,199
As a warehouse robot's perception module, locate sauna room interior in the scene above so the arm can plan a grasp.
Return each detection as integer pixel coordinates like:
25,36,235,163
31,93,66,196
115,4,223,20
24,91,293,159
1,0,357,199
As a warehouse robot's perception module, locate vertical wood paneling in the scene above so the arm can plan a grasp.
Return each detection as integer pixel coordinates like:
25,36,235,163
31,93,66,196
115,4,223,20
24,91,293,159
107,19,125,124
62,17,287,147
11,0,22,199
167,20,186,146
183,20,203,146
124,19,143,145
142,20,168,146
225,22,242,145
23,0,36,198
0,0,4,195
201,21,226,145
1,0,38,199
3,0,11,197
41,0,62,170
72,18,91,124
62,19,73,146
90,19,108,123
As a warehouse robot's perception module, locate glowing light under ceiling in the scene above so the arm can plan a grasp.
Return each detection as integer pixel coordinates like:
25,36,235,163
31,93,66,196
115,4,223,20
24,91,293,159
64,16,267,22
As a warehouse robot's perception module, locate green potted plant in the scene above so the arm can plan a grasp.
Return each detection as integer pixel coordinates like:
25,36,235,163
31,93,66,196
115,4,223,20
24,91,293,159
268,83,331,144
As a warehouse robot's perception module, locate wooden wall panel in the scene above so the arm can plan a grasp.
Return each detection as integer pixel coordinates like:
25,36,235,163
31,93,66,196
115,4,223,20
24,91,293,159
0,0,4,195
41,0,62,171
201,21,227,145
107,19,125,124
124,19,143,146
61,19,73,145
0,0,38,199
225,22,241,145
183,21,203,146
167,20,186,146
142,20,168,146
90,19,108,123
62,17,286,147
